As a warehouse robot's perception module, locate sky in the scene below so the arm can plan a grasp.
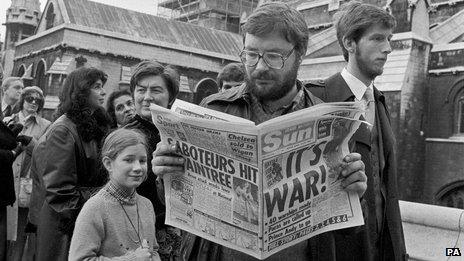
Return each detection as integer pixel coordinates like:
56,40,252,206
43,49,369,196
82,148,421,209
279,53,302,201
0,0,160,41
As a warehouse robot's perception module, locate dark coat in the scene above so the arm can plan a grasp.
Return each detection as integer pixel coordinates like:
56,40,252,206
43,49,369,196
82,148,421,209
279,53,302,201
0,121,17,207
36,115,106,261
307,73,407,261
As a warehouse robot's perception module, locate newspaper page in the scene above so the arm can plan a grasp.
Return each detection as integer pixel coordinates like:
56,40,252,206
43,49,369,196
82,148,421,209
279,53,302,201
151,100,365,259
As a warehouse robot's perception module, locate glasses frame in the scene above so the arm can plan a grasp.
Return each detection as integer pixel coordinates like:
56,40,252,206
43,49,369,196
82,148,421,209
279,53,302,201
24,96,43,104
239,47,295,69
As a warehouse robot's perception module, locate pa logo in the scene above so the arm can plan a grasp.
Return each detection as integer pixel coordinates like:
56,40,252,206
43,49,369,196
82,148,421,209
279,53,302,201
445,248,461,256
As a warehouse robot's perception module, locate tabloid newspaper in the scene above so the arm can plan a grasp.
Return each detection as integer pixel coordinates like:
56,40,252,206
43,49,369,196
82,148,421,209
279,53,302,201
150,99,366,259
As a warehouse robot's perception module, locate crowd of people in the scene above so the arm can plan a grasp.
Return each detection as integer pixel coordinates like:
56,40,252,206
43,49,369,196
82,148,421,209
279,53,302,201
0,1,406,261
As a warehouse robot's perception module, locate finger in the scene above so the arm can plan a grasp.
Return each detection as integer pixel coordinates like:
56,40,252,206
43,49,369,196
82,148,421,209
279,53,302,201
152,155,184,166
152,165,184,176
341,160,365,177
154,142,179,156
344,182,367,198
341,171,366,188
343,153,361,163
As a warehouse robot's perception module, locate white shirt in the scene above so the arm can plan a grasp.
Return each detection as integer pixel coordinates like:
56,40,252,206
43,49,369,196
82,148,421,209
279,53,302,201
340,68,373,101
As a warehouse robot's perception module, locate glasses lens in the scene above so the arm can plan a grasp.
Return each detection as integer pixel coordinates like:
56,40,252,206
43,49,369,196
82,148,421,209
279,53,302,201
241,51,259,66
25,96,42,104
263,53,284,69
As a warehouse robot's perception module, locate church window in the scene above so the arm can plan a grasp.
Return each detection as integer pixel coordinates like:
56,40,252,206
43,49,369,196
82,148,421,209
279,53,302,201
45,4,55,30
455,88,464,135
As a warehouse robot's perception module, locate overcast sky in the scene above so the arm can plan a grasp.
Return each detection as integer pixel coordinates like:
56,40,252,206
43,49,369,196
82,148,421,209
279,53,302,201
0,0,160,41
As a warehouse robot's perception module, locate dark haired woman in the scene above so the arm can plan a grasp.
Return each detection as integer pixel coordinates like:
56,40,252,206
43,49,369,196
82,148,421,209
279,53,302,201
36,67,110,261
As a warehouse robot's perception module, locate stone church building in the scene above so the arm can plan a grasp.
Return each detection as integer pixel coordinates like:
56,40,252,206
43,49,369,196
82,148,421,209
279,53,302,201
2,0,243,119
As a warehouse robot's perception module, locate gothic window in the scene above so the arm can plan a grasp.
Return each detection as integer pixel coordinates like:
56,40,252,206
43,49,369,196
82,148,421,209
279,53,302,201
437,184,464,209
455,88,464,135
16,65,26,77
45,4,55,30
35,60,47,92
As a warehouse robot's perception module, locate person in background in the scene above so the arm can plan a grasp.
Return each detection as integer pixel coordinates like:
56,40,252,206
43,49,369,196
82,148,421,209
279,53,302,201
36,67,109,261
217,63,245,92
1,77,23,117
4,86,51,261
69,128,161,261
106,89,135,128
124,60,183,261
307,2,406,260
0,107,24,261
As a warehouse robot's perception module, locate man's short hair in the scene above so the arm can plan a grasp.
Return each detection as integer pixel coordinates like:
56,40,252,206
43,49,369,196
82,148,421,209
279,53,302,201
242,2,309,57
129,60,179,106
335,1,396,61
217,63,245,89
1,77,23,93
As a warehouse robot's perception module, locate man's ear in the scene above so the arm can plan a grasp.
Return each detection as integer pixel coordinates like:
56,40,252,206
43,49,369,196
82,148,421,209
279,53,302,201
102,156,112,173
342,36,356,54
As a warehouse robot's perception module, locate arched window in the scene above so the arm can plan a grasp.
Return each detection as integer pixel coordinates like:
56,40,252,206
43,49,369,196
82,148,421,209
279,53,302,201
194,78,218,105
16,64,26,77
455,88,464,135
45,4,55,30
35,60,47,92
436,182,464,209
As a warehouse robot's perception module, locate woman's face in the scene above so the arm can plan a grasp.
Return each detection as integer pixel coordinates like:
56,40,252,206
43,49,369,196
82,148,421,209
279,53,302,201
22,92,43,115
88,79,106,108
105,144,147,192
113,94,135,126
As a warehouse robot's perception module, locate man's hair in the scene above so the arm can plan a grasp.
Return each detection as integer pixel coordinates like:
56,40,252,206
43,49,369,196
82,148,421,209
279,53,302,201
106,89,132,128
242,2,309,57
129,60,179,107
335,1,396,62
1,77,22,93
217,63,245,89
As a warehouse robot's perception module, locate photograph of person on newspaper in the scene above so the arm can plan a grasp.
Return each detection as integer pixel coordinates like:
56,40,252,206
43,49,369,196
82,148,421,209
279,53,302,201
233,178,259,226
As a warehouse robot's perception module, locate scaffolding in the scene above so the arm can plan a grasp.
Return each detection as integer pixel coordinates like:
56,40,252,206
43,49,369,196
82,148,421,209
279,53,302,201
158,0,258,33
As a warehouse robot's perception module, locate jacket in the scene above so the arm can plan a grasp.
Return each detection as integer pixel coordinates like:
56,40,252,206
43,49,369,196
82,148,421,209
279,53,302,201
36,115,106,261
0,121,17,207
307,73,407,261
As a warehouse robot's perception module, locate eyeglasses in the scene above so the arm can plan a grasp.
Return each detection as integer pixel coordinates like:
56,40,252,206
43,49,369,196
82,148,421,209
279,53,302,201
24,96,43,104
239,47,295,69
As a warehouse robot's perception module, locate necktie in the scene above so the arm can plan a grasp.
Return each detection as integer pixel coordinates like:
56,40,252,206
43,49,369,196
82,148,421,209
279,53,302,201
363,87,375,127
3,105,12,117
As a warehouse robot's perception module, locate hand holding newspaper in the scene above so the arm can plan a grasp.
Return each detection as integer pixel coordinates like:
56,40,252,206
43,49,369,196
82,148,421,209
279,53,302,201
151,99,365,259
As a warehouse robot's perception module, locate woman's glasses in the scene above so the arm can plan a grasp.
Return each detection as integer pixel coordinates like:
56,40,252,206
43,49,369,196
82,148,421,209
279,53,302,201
24,96,43,104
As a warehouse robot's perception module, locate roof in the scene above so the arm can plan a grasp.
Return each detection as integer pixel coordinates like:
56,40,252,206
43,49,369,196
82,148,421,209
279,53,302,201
430,7,464,43
306,27,337,56
60,0,243,58
299,49,411,92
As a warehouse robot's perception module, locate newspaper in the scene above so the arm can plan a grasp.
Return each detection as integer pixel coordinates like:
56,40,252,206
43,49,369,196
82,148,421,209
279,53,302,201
151,99,365,259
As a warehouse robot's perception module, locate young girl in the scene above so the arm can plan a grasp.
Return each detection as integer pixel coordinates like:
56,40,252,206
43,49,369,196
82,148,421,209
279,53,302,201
69,129,160,261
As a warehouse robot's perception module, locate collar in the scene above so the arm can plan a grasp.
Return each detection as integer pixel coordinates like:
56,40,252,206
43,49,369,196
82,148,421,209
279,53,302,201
104,180,137,205
341,68,373,101
18,111,38,124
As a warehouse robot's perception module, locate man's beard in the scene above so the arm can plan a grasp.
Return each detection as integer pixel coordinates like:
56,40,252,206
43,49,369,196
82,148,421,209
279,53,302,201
355,46,383,80
246,61,299,102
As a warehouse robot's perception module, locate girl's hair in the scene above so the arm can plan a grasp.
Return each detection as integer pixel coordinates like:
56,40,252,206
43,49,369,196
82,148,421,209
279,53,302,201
101,128,147,162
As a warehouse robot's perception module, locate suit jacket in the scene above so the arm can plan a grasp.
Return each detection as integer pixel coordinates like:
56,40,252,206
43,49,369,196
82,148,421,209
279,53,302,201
307,73,406,261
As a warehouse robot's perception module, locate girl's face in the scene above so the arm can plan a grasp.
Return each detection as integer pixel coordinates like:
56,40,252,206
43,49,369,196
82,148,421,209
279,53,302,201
88,79,106,108
104,144,147,192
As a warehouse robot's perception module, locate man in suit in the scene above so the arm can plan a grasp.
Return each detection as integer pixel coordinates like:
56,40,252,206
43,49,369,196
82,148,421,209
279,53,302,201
1,77,23,118
307,2,406,261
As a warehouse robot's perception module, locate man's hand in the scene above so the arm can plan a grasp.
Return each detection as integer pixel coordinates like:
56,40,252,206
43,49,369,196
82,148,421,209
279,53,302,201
152,142,185,179
339,153,367,198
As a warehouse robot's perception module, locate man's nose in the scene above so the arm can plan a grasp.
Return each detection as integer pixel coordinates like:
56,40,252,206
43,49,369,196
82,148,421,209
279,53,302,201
255,57,269,71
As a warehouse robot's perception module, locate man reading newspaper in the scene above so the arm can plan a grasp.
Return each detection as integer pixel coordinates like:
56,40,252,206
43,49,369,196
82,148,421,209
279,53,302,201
152,2,367,261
